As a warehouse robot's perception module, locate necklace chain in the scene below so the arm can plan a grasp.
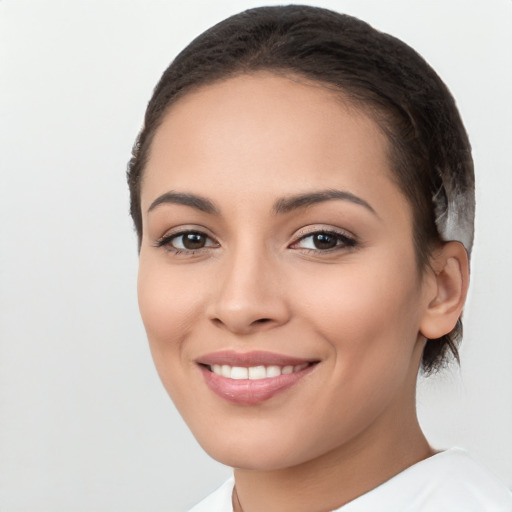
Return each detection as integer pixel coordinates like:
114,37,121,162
232,485,243,512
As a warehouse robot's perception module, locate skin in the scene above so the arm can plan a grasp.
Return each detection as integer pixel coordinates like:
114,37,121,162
137,73,467,512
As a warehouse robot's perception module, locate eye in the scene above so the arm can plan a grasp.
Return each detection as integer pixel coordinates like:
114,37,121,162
291,230,356,252
156,230,218,252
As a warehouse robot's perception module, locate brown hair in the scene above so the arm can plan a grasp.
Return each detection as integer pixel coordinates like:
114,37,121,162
127,5,474,373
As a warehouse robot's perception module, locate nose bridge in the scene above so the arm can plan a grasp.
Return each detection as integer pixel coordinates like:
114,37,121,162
209,236,288,333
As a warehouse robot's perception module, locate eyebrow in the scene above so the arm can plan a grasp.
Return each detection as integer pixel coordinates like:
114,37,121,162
272,189,377,216
147,188,377,217
148,191,219,215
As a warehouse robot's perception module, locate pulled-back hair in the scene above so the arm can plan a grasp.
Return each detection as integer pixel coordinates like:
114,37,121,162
127,5,475,374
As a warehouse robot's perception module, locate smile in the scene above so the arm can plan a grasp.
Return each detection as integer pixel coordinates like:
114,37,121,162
197,351,318,405
208,363,309,380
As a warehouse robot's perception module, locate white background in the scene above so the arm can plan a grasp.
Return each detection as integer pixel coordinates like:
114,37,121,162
1,1,511,510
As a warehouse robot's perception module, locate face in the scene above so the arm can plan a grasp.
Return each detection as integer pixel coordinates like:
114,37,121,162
137,73,432,471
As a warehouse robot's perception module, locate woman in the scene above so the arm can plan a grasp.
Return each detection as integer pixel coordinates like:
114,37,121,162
127,5,512,511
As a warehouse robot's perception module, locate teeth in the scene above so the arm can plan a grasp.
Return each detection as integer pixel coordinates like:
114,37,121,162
231,366,248,380
266,365,281,378
209,363,310,380
248,366,266,380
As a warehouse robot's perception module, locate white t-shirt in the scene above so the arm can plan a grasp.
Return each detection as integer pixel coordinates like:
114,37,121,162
188,448,512,512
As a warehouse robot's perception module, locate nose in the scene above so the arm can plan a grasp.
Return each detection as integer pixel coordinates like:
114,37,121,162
207,245,290,335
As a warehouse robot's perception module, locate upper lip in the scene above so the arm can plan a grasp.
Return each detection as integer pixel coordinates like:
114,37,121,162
196,350,317,367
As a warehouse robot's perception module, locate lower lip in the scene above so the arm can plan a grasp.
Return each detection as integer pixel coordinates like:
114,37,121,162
199,364,316,405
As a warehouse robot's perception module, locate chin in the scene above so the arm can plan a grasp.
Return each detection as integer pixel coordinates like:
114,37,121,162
189,415,348,472
188,420,302,470
204,442,306,471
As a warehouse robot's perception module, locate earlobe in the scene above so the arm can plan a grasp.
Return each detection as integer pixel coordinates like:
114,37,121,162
419,242,470,340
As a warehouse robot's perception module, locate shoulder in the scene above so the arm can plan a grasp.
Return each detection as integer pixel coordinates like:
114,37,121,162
187,477,234,512
339,448,512,512
410,448,512,511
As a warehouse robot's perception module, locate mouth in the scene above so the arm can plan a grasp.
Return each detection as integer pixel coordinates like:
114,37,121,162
204,362,311,379
197,351,319,405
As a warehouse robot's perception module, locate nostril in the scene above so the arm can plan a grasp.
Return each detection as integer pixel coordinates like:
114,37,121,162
254,318,271,324
211,318,224,327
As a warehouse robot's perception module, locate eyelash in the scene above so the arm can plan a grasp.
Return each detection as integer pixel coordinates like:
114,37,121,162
154,228,357,255
291,229,357,253
154,230,218,255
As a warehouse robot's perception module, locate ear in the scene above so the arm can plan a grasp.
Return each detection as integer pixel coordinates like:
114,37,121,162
419,242,470,340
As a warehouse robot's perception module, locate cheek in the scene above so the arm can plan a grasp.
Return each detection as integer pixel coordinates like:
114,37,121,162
295,258,423,368
282,262,423,446
137,256,203,368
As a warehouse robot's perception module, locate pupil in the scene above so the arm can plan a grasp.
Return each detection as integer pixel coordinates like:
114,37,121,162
183,233,205,249
314,233,337,249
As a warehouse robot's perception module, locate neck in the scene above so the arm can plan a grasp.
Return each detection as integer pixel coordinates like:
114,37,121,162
232,396,433,512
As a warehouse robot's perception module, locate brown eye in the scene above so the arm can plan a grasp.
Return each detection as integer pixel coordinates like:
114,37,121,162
180,232,207,250
156,230,217,252
292,230,357,252
312,233,338,250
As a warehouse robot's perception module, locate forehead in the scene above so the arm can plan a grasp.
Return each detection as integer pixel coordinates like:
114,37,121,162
141,72,407,221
